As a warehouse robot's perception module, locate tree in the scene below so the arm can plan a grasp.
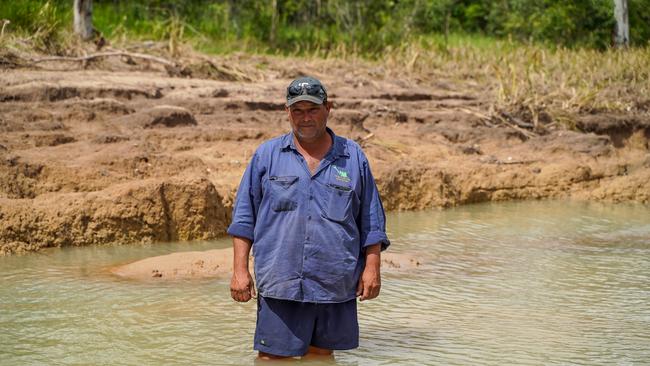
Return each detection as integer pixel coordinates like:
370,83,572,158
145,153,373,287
74,0,93,40
270,0,278,45
613,0,629,47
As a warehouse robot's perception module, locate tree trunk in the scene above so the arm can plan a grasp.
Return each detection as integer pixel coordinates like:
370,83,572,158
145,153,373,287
270,0,278,46
613,0,629,47
74,0,94,40
444,9,451,46
444,0,457,47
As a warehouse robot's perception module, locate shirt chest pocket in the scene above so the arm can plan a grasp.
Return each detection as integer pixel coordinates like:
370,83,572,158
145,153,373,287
268,176,299,212
323,184,358,222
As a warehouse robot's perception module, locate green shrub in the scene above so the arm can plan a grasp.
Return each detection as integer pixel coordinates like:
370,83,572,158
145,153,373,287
1,0,649,54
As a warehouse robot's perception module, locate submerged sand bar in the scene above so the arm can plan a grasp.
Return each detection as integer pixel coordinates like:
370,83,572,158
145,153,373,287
110,248,422,281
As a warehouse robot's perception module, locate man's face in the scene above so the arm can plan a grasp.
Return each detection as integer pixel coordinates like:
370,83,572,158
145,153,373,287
286,100,331,143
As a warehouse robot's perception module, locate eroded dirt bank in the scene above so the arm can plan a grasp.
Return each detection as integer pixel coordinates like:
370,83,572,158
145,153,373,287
1,58,649,255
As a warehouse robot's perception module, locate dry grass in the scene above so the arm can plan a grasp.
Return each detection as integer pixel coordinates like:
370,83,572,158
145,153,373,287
378,40,650,129
291,38,649,130
289,36,649,128
3,27,648,132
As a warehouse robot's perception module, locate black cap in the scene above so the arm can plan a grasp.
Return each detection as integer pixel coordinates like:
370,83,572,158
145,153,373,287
286,76,328,106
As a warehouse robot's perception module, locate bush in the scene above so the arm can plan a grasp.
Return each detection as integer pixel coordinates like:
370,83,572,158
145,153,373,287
1,0,649,54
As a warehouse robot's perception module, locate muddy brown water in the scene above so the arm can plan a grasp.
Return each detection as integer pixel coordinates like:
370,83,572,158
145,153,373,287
1,201,649,365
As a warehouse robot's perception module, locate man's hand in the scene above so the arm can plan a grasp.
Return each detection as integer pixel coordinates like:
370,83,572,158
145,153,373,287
230,269,256,302
231,236,255,302
357,243,381,301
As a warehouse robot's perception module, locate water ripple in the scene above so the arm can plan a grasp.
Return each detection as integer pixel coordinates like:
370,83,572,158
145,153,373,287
1,202,649,365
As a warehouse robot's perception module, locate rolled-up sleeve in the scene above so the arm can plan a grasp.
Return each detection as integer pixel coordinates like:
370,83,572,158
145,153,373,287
227,152,263,241
359,157,390,251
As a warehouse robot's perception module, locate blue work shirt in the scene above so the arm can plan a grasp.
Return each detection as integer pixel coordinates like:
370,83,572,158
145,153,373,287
227,128,390,303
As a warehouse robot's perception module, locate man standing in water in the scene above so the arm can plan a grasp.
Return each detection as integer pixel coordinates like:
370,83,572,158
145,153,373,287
228,76,390,359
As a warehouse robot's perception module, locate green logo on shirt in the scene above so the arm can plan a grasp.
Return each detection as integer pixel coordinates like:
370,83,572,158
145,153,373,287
333,166,351,183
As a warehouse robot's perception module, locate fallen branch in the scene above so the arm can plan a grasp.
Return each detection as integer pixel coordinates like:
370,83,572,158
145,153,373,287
500,111,534,129
480,156,538,165
30,51,177,67
494,113,537,139
198,56,253,81
360,132,374,141
458,107,496,127
1,19,10,38
498,159,538,165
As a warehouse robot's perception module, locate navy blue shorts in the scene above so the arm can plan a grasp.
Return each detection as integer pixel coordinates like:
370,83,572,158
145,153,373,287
254,296,359,357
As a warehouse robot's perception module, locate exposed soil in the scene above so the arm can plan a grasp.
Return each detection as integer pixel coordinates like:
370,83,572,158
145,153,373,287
1,55,649,255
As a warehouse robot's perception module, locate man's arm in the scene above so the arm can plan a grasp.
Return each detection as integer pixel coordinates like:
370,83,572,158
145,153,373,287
230,236,256,302
356,154,390,301
356,243,381,301
227,151,263,302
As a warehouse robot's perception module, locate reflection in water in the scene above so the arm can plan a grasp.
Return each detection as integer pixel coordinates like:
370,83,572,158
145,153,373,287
1,201,649,365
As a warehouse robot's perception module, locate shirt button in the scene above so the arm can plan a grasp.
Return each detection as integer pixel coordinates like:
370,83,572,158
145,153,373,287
307,215,311,220
309,195,313,200
306,236,310,241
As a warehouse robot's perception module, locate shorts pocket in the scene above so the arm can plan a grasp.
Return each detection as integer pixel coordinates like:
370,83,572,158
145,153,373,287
269,176,299,212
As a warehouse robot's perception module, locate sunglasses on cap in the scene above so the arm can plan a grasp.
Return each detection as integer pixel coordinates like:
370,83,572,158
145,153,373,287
286,83,327,101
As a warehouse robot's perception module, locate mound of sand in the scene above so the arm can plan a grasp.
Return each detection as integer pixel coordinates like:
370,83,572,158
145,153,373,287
110,248,422,281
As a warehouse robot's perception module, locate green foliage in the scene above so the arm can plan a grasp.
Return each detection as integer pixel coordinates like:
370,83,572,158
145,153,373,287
0,0,66,33
495,0,616,48
629,0,650,45
0,0,70,52
1,0,649,55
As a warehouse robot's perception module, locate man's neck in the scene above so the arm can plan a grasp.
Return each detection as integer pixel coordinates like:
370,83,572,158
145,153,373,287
294,132,332,159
